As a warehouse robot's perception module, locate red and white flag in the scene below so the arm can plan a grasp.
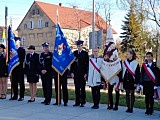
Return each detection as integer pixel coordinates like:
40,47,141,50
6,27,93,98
100,25,121,82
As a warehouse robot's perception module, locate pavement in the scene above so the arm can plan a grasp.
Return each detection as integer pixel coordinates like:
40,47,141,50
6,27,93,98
0,96,160,120
1,77,159,120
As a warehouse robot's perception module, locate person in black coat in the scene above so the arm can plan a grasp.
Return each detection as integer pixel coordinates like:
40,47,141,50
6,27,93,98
25,45,39,102
53,70,68,106
140,52,158,115
0,44,8,99
70,40,89,107
10,38,26,101
122,49,140,113
39,42,53,105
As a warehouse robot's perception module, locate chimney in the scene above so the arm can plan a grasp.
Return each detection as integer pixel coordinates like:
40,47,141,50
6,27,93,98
73,6,78,9
59,3,62,7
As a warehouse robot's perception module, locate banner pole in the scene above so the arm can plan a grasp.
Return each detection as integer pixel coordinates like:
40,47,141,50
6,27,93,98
10,76,12,100
58,73,61,105
107,82,110,110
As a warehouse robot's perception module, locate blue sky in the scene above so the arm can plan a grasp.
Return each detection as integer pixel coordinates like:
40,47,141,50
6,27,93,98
0,0,127,39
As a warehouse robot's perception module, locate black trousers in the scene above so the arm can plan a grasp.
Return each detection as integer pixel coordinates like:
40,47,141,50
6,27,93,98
41,74,52,103
54,74,68,104
108,84,120,107
145,94,154,112
12,72,25,98
126,89,135,110
74,79,86,104
143,81,154,113
91,86,100,107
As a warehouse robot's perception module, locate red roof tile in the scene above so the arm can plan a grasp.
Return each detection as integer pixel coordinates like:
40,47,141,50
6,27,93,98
36,1,117,34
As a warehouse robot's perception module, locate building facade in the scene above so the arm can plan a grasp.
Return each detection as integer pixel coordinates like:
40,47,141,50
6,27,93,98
0,26,5,44
17,1,116,53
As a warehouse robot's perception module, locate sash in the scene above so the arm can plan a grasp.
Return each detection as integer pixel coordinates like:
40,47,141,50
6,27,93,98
155,89,159,99
115,82,123,90
142,63,156,83
124,60,135,76
116,82,121,89
89,58,100,73
154,87,160,99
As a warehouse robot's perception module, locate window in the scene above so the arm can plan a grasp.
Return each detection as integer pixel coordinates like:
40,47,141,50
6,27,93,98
38,20,43,28
29,21,34,29
21,37,26,46
32,10,35,15
36,9,39,14
24,24,27,30
45,22,49,27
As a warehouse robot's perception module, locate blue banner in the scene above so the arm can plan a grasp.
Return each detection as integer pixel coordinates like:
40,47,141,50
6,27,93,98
8,26,19,76
52,24,75,75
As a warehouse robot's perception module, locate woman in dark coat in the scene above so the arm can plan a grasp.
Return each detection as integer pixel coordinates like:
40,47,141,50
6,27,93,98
25,45,39,102
0,44,8,99
122,49,140,113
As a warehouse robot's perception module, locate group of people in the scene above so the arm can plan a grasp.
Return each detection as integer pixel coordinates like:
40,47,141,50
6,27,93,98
88,47,160,116
0,39,159,116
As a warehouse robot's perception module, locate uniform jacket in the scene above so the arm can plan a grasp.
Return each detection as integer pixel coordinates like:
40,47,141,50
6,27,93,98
25,52,40,76
0,53,7,76
12,47,25,74
70,50,89,80
122,59,140,84
140,61,158,85
39,52,53,75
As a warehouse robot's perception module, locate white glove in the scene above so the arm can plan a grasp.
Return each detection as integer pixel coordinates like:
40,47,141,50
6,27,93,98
139,85,143,89
154,86,158,90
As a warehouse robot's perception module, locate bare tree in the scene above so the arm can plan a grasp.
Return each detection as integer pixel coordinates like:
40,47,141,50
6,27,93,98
95,0,113,28
116,0,160,27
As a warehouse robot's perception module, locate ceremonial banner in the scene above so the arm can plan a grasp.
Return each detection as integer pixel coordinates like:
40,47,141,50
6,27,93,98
8,26,19,76
52,24,75,75
100,25,121,82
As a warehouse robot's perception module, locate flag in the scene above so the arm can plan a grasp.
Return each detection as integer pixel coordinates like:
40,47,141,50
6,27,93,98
2,29,6,46
8,26,19,76
52,24,75,75
100,25,121,82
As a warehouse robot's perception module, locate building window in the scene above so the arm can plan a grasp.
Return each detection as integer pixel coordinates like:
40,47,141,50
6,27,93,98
45,22,49,27
24,24,27,30
21,37,26,46
32,10,35,15
29,21,34,29
36,9,39,14
38,20,43,28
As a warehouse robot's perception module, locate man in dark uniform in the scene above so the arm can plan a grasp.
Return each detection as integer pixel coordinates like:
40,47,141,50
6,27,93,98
39,42,53,105
53,70,68,106
10,37,26,101
70,40,89,107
